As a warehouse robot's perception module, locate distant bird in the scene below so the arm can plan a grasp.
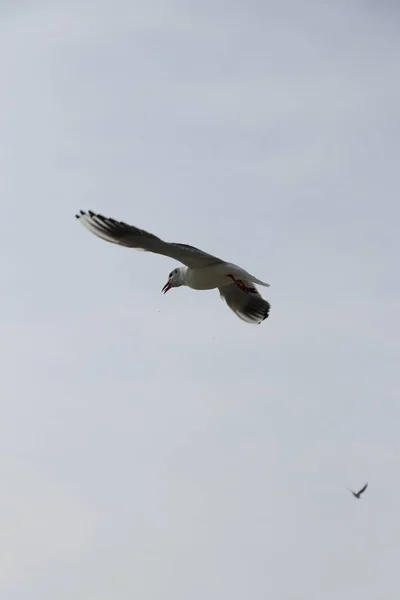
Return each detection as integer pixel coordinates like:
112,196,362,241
348,483,368,499
76,210,271,324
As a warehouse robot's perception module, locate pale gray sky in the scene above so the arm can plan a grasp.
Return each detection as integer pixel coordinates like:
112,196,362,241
1,1,399,598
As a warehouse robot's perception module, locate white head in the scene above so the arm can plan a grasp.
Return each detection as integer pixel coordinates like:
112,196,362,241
162,268,184,294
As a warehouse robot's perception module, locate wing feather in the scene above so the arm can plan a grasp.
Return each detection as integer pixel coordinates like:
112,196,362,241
76,210,224,268
218,282,270,324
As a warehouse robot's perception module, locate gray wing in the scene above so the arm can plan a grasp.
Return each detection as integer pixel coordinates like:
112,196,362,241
76,210,225,269
218,282,270,324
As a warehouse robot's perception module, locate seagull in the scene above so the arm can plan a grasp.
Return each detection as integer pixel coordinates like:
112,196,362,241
76,210,271,324
348,483,368,499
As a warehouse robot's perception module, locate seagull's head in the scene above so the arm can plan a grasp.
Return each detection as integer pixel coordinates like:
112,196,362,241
162,268,183,294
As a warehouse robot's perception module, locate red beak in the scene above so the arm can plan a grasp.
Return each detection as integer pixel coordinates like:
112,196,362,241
162,281,172,294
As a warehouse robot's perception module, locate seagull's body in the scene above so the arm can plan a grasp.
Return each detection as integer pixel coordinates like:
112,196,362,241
76,210,271,324
178,262,268,291
348,483,368,499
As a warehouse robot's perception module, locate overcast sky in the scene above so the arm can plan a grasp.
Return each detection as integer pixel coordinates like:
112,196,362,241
1,1,399,598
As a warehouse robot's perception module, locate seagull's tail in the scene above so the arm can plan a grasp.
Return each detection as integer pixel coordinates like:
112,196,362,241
244,272,270,287
251,277,270,287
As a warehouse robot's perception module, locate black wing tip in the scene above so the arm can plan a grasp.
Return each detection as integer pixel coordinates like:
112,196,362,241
237,299,270,325
75,210,128,229
261,302,271,321
75,209,97,220
247,305,270,325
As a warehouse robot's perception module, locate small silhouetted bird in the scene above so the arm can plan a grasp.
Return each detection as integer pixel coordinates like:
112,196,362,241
348,483,368,499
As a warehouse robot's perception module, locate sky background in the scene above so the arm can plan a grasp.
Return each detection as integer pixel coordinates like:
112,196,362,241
1,1,399,598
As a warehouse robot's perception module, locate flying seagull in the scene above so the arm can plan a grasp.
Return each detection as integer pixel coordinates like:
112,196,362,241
76,210,271,324
348,483,368,499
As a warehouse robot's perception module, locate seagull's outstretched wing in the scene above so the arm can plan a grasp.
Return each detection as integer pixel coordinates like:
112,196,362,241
357,483,368,496
218,282,270,324
76,210,225,269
